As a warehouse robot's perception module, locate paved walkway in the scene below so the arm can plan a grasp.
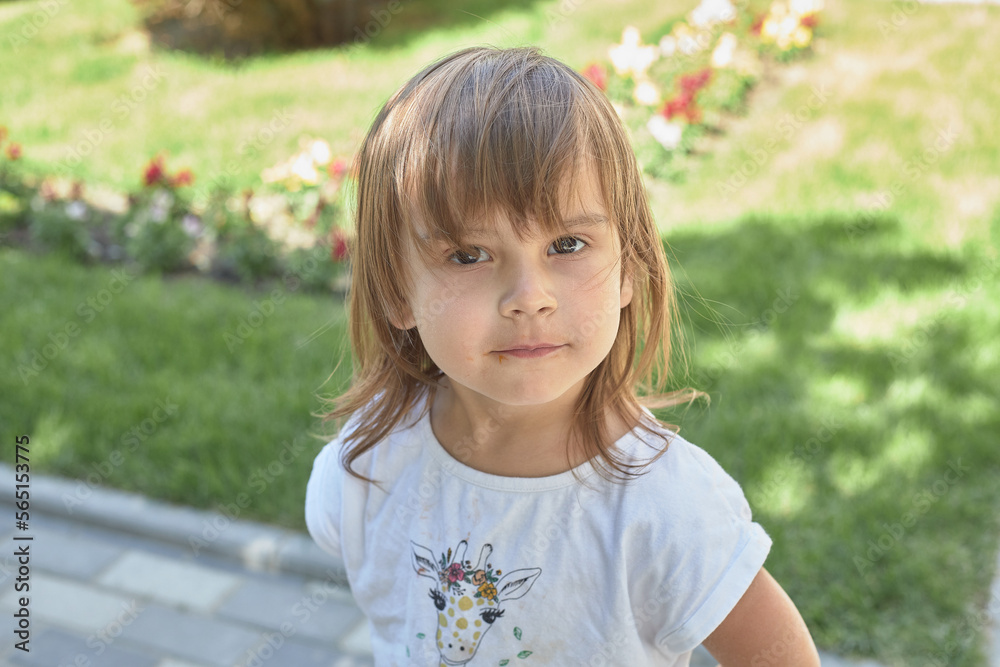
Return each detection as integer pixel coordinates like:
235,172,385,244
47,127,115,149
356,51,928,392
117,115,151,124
0,464,993,667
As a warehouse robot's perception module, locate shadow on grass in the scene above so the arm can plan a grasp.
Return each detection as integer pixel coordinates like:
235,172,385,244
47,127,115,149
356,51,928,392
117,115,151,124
655,214,1000,665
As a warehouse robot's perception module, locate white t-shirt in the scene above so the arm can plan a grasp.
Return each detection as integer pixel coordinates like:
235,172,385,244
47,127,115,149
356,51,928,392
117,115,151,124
305,396,771,666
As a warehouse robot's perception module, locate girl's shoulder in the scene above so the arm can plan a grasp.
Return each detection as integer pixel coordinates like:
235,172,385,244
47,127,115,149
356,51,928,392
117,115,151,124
614,417,755,523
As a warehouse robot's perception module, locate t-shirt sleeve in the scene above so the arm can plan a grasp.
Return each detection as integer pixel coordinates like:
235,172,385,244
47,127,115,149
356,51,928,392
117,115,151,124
629,438,772,656
304,439,345,559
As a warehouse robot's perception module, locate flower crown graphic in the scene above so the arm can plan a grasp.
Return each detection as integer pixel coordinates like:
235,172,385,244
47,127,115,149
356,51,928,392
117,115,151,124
437,546,503,603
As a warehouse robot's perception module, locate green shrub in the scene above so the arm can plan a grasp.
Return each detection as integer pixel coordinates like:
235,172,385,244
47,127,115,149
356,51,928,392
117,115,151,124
132,0,392,57
28,199,94,262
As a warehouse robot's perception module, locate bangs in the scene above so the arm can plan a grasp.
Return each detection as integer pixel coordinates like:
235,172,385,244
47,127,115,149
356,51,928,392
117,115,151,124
384,48,606,252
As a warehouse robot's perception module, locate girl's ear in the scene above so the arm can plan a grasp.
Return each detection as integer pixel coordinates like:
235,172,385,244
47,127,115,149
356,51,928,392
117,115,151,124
390,301,417,331
620,264,634,309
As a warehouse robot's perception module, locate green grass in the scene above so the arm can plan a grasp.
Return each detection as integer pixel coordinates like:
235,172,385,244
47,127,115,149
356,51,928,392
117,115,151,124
657,213,1000,665
2,248,352,528
3,0,1000,664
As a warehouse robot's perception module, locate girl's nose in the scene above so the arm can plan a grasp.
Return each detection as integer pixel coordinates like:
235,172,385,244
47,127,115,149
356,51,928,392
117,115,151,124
498,257,557,319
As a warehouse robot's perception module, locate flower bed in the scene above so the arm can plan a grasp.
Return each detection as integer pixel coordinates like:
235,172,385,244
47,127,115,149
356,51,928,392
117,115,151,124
0,130,352,294
583,0,823,181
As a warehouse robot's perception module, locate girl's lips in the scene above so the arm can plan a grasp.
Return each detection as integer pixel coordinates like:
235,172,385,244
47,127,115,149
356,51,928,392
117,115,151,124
495,345,564,359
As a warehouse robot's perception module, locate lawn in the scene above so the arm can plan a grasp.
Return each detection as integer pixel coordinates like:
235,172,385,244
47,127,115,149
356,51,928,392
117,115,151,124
3,0,1000,665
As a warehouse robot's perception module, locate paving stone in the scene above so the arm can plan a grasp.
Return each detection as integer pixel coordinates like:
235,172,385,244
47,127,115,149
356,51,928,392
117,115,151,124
216,578,363,644
32,511,192,562
121,603,260,667
29,525,124,580
329,656,376,667
0,571,141,638
7,627,158,667
97,551,243,613
232,635,349,667
0,551,24,591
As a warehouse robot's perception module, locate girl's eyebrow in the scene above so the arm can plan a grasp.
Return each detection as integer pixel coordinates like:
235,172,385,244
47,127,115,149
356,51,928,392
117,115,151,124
563,213,610,229
416,214,609,241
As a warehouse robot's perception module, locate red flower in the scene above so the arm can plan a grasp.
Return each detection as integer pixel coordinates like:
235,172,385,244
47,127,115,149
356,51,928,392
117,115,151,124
581,63,607,92
5,142,21,160
143,154,166,187
665,91,704,122
661,92,691,120
328,158,349,180
750,14,765,35
660,68,712,123
330,227,349,262
169,168,194,188
679,68,712,94
800,13,819,28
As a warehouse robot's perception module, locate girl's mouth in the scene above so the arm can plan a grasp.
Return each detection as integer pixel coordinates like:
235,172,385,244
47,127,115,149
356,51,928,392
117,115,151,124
495,345,564,359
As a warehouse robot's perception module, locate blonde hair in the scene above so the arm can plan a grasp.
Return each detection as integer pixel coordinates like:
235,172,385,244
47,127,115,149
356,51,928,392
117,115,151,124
324,45,699,485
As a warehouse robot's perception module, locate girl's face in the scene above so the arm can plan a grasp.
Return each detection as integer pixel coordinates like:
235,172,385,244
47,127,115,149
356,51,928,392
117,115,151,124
394,166,633,409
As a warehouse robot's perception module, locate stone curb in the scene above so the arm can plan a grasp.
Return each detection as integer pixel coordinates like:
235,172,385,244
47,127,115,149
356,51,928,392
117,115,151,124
0,463,348,585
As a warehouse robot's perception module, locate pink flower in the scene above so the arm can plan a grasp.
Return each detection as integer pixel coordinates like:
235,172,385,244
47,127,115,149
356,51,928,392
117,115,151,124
581,63,607,92
330,228,349,262
446,563,465,583
328,158,349,179
5,142,22,161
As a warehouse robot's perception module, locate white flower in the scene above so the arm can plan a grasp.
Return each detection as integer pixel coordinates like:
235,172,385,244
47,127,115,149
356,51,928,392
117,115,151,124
633,80,661,106
150,189,174,223
790,0,823,16
672,23,707,56
261,161,292,185
647,115,684,151
659,35,676,57
711,32,738,68
308,139,332,166
248,193,285,226
690,0,736,29
283,226,317,251
291,153,319,186
793,25,812,47
65,200,88,221
182,213,202,237
608,27,659,78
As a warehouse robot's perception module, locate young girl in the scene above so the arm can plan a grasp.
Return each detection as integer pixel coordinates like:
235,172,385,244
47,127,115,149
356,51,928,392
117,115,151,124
306,46,819,666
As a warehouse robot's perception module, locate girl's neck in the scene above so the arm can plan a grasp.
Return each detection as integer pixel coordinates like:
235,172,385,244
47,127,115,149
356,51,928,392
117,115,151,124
428,378,636,478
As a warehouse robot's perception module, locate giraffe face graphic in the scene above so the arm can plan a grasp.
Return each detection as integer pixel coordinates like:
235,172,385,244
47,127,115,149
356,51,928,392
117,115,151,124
435,589,503,664
412,540,541,666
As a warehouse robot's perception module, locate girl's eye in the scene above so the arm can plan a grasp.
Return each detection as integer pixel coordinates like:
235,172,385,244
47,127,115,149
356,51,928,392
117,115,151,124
448,246,490,265
447,237,586,264
548,236,587,255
